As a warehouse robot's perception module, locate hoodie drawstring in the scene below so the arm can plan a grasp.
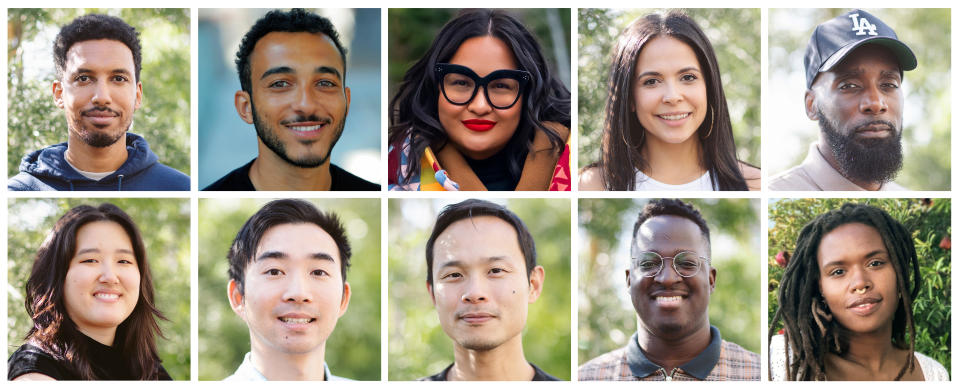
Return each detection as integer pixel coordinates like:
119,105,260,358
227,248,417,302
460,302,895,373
68,181,74,191
117,175,124,191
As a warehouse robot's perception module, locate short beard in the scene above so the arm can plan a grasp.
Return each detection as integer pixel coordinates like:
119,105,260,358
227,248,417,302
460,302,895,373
70,116,129,148
457,337,502,352
250,99,345,168
818,109,903,184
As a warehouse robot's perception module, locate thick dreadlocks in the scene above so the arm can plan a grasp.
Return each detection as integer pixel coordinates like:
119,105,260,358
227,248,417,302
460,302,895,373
769,203,920,380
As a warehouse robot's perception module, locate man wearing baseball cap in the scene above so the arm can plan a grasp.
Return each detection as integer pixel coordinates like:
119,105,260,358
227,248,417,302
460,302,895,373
769,9,916,191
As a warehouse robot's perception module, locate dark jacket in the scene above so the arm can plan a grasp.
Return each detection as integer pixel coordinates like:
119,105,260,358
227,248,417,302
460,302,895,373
8,133,189,191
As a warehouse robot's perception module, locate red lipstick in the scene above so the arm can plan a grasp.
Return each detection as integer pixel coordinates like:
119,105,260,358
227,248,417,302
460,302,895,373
462,119,496,132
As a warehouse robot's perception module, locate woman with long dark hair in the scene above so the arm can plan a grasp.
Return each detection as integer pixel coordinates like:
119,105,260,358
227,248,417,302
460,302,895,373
768,203,947,380
8,204,170,380
579,11,759,191
388,9,571,191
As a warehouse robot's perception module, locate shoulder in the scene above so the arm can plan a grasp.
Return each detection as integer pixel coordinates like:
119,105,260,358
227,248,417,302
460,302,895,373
330,164,380,191
541,121,571,141
718,340,761,379
8,343,66,380
204,161,255,191
577,346,629,380
738,161,761,191
142,163,190,190
914,351,949,381
8,172,52,191
767,334,788,381
578,166,606,191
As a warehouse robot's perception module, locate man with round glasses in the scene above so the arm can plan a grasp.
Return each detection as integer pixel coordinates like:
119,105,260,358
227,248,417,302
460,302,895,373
579,199,759,381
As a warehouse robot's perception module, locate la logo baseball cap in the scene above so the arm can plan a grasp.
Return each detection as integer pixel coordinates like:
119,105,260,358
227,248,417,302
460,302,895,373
804,9,917,89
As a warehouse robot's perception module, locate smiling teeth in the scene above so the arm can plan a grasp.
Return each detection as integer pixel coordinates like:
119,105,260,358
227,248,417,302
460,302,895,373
94,293,118,300
280,317,311,324
656,296,683,302
659,113,690,121
289,125,322,132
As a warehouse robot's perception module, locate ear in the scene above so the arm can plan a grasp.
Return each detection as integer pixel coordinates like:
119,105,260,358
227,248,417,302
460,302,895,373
227,279,245,317
708,266,717,294
53,80,64,109
427,281,436,306
804,89,818,120
235,90,254,124
344,86,351,113
625,269,632,288
133,81,143,111
337,281,351,318
527,266,545,303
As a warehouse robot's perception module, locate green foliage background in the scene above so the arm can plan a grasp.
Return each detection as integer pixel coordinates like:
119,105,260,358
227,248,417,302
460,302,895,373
768,198,951,375
198,198,381,380
8,8,190,178
7,198,190,380
388,198,571,380
579,198,760,363
388,8,571,98
768,9,950,189
578,8,760,170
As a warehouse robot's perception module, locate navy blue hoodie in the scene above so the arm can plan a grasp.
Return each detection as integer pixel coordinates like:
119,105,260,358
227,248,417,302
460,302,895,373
8,133,190,191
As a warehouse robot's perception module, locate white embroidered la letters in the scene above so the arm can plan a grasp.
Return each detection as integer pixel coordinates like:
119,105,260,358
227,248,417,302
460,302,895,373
848,13,878,36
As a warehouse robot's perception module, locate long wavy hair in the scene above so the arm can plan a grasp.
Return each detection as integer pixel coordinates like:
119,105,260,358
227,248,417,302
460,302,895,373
599,11,748,190
24,203,167,380
389,9,570,185
769,203,919,380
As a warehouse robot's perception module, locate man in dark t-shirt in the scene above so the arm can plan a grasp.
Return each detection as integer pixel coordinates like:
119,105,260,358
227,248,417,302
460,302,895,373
203,9,378,191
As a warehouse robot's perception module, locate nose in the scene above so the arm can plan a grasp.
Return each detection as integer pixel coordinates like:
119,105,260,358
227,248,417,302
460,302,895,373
653,258,683,286
662,81,683,104
283,273,313,303
859,84,888,114
90,79,112,106
461,277,489,304
849,268,872,294
466,87,493,115
290,84,318,115
97,262,119,284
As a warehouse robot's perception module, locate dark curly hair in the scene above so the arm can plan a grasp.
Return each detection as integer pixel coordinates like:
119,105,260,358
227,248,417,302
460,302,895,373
769,203,920,380
54,14,142,82
389,9,571,186
631,198,711,254
227,199,352,296
25,203,166,380
235,8,347,95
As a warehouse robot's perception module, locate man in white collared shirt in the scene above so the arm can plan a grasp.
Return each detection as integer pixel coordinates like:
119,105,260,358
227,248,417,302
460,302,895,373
223,199,353,381
770,9,916,191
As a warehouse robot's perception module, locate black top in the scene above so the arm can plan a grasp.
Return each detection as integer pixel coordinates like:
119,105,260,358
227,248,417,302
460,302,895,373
464,146,527,191
7,336,171,380
203,159,380,191
421,362,561,381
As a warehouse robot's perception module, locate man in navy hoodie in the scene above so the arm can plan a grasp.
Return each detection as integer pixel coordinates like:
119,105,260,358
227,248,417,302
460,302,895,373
8,14,189,191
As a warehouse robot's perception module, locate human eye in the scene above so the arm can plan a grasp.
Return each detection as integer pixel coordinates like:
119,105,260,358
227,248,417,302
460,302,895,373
311,269,330,277
268,80,290,88
440,272,462,280
828,268,846,277
75,75,92,83
677,259,699,270
117,258,135,264
79,258,99,264
680,73,698,82
317,79,337,88
489,267,509,276
641,77,660,87
263,268,283,276
638,259,660,270
867,259,886,268
838,81,860,91
111,75,129,83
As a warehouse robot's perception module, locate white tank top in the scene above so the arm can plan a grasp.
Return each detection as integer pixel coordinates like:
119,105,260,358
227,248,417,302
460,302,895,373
634,169,717,191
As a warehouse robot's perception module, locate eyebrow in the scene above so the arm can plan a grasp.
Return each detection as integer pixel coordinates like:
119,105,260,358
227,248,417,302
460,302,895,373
636,67,701,79
259,66,342,81
75,68,132,75
316,66,342,81
255,250,336,263
821,249,886,269
437,256,509,271
76,248,135,256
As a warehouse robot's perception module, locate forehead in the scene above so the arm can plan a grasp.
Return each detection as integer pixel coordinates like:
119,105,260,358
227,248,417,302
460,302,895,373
827,44,900,77
254,222,340,262
634,215,707,254
817,222,886,266
433,215,524,267
448,36,518,77
636,36,700,73
250,31,344,74
75,221,133,248
64,39,135,72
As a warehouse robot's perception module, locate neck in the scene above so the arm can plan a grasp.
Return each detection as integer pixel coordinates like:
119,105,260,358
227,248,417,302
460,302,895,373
65,135,128,173
815,140,881,190
636,323,712,371
249,146,332,191
640,137,704,185
447,333,533,381
77,326,117,347
250,341,326,381
836,325,898,373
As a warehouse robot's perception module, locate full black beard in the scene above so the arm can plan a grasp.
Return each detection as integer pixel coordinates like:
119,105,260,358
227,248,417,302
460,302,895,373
250,99,345,168
818,110,903,185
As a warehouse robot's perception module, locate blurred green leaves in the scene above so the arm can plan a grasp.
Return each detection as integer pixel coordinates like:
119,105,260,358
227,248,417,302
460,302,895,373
7,198,190,379
8,8,190,178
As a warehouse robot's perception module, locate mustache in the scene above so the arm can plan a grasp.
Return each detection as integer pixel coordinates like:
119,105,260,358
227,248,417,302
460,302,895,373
853,120,897,133
279,115,331,126
83,106,119,116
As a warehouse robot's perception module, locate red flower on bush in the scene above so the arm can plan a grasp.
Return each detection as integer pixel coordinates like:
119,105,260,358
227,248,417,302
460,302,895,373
777,328,784,335
939,235,951,250
775,251,790,268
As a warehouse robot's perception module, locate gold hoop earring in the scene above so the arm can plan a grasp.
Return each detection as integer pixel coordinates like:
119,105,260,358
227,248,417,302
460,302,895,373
702,105,715,139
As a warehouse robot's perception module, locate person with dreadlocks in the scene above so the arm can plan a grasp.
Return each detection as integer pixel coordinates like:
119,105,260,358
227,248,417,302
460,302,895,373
769,203,948,381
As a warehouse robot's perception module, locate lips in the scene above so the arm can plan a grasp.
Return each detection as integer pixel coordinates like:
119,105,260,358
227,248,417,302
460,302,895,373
277,313,317,326
458,312,496,324
462,119,496,132
93,290,121,302
83,109,119,126
854,122,895,139
283,121,327,137
847,296,882,316
657,112,691,121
